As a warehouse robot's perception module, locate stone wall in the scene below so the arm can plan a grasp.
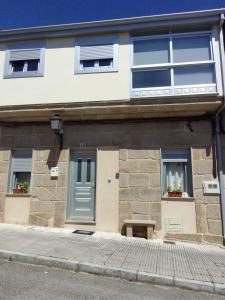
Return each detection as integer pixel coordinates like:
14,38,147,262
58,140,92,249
117,121,222,240
118,146,222,237
119,149,161,231
0,120,223,242
0,149,10,223
0,124,69,227
30,148,69,227
192,148,222,236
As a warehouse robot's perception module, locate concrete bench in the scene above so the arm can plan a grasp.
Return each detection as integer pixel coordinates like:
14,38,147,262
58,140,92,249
124,219,156,239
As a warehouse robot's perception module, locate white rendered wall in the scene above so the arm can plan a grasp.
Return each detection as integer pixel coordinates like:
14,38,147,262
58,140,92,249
0,33,130,106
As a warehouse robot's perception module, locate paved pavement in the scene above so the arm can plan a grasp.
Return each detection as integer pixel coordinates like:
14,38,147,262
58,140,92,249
0,224,225,295
0,260,223,300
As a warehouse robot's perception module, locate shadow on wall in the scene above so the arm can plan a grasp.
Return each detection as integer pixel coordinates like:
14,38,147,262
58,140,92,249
47,148,61,169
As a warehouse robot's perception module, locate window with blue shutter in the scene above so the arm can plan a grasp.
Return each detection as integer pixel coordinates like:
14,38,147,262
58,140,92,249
9,151,32,193
161,149,193,198
75,36,118,73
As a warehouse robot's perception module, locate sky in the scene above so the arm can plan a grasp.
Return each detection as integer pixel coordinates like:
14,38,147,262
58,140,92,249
0,0,225,30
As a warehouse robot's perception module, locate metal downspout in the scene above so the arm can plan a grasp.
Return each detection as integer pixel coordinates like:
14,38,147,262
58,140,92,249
216,14,225,241
215,118,225,240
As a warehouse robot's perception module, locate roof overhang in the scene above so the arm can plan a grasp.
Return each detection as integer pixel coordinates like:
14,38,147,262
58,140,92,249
0,97,221,123
0,8,224,42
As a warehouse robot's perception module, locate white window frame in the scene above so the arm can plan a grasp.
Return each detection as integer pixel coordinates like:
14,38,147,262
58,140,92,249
131,31,217,98
10,59,40,73
161,149,193,198
4,42,45,79
75,35,119,74
80,58,113,71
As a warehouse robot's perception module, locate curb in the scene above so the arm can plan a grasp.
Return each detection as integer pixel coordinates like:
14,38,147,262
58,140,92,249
0,249,224,295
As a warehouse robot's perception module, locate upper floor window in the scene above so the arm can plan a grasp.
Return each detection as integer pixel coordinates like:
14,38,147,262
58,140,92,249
75,36,118,74
131,32,217,98
4,43,45,78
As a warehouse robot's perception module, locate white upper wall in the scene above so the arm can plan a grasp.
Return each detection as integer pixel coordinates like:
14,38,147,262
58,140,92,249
0,26,223,107
0,33,130,106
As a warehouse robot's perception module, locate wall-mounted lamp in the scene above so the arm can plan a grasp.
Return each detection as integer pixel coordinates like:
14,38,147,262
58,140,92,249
50,114,63,150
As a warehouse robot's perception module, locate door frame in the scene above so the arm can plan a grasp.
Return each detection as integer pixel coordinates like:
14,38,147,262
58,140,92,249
67,149,97,222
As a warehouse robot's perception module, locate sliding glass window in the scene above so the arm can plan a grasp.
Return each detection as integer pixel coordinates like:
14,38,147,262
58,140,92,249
132,32,216,94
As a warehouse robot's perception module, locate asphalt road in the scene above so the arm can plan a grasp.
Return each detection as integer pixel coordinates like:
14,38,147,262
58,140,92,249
0,260,224,300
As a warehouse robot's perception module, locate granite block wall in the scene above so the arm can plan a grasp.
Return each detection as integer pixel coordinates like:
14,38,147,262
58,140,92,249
0,120,223,242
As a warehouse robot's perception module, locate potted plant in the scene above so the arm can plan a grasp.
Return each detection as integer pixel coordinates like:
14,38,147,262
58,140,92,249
167,186,182,197
13,181,29,194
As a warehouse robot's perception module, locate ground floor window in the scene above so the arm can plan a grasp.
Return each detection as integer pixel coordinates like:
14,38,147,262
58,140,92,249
9,150,32,193
161,149,193,197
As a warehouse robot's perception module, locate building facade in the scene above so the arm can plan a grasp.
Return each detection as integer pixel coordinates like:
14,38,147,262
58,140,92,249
0,9,225,244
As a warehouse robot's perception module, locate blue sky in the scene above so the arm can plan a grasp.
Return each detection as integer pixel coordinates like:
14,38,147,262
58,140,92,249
0,0,225,30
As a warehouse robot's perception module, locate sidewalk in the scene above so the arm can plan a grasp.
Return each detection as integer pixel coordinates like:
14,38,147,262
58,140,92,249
0,224,225,295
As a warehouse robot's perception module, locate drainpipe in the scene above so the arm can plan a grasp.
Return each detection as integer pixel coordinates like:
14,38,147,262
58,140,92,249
215,14,225,242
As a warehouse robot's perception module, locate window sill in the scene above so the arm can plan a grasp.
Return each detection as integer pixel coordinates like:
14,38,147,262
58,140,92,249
6,193,32,197
162,197,195,201
75,68,118,75
4,73,44,79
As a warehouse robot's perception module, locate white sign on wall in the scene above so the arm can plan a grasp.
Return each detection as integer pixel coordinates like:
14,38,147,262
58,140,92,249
203,181,220,195
51,166,59,177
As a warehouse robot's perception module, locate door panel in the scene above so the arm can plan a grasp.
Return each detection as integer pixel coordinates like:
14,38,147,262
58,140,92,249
68,152,96,221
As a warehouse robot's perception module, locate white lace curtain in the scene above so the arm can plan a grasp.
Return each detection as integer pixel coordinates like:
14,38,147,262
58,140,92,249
166,162,184,191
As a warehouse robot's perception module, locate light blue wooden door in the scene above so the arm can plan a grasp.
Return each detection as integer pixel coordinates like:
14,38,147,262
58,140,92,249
68,152,96,221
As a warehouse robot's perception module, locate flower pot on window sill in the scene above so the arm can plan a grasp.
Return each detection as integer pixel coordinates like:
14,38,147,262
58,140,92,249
168,191,182,197
13,188,27,194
